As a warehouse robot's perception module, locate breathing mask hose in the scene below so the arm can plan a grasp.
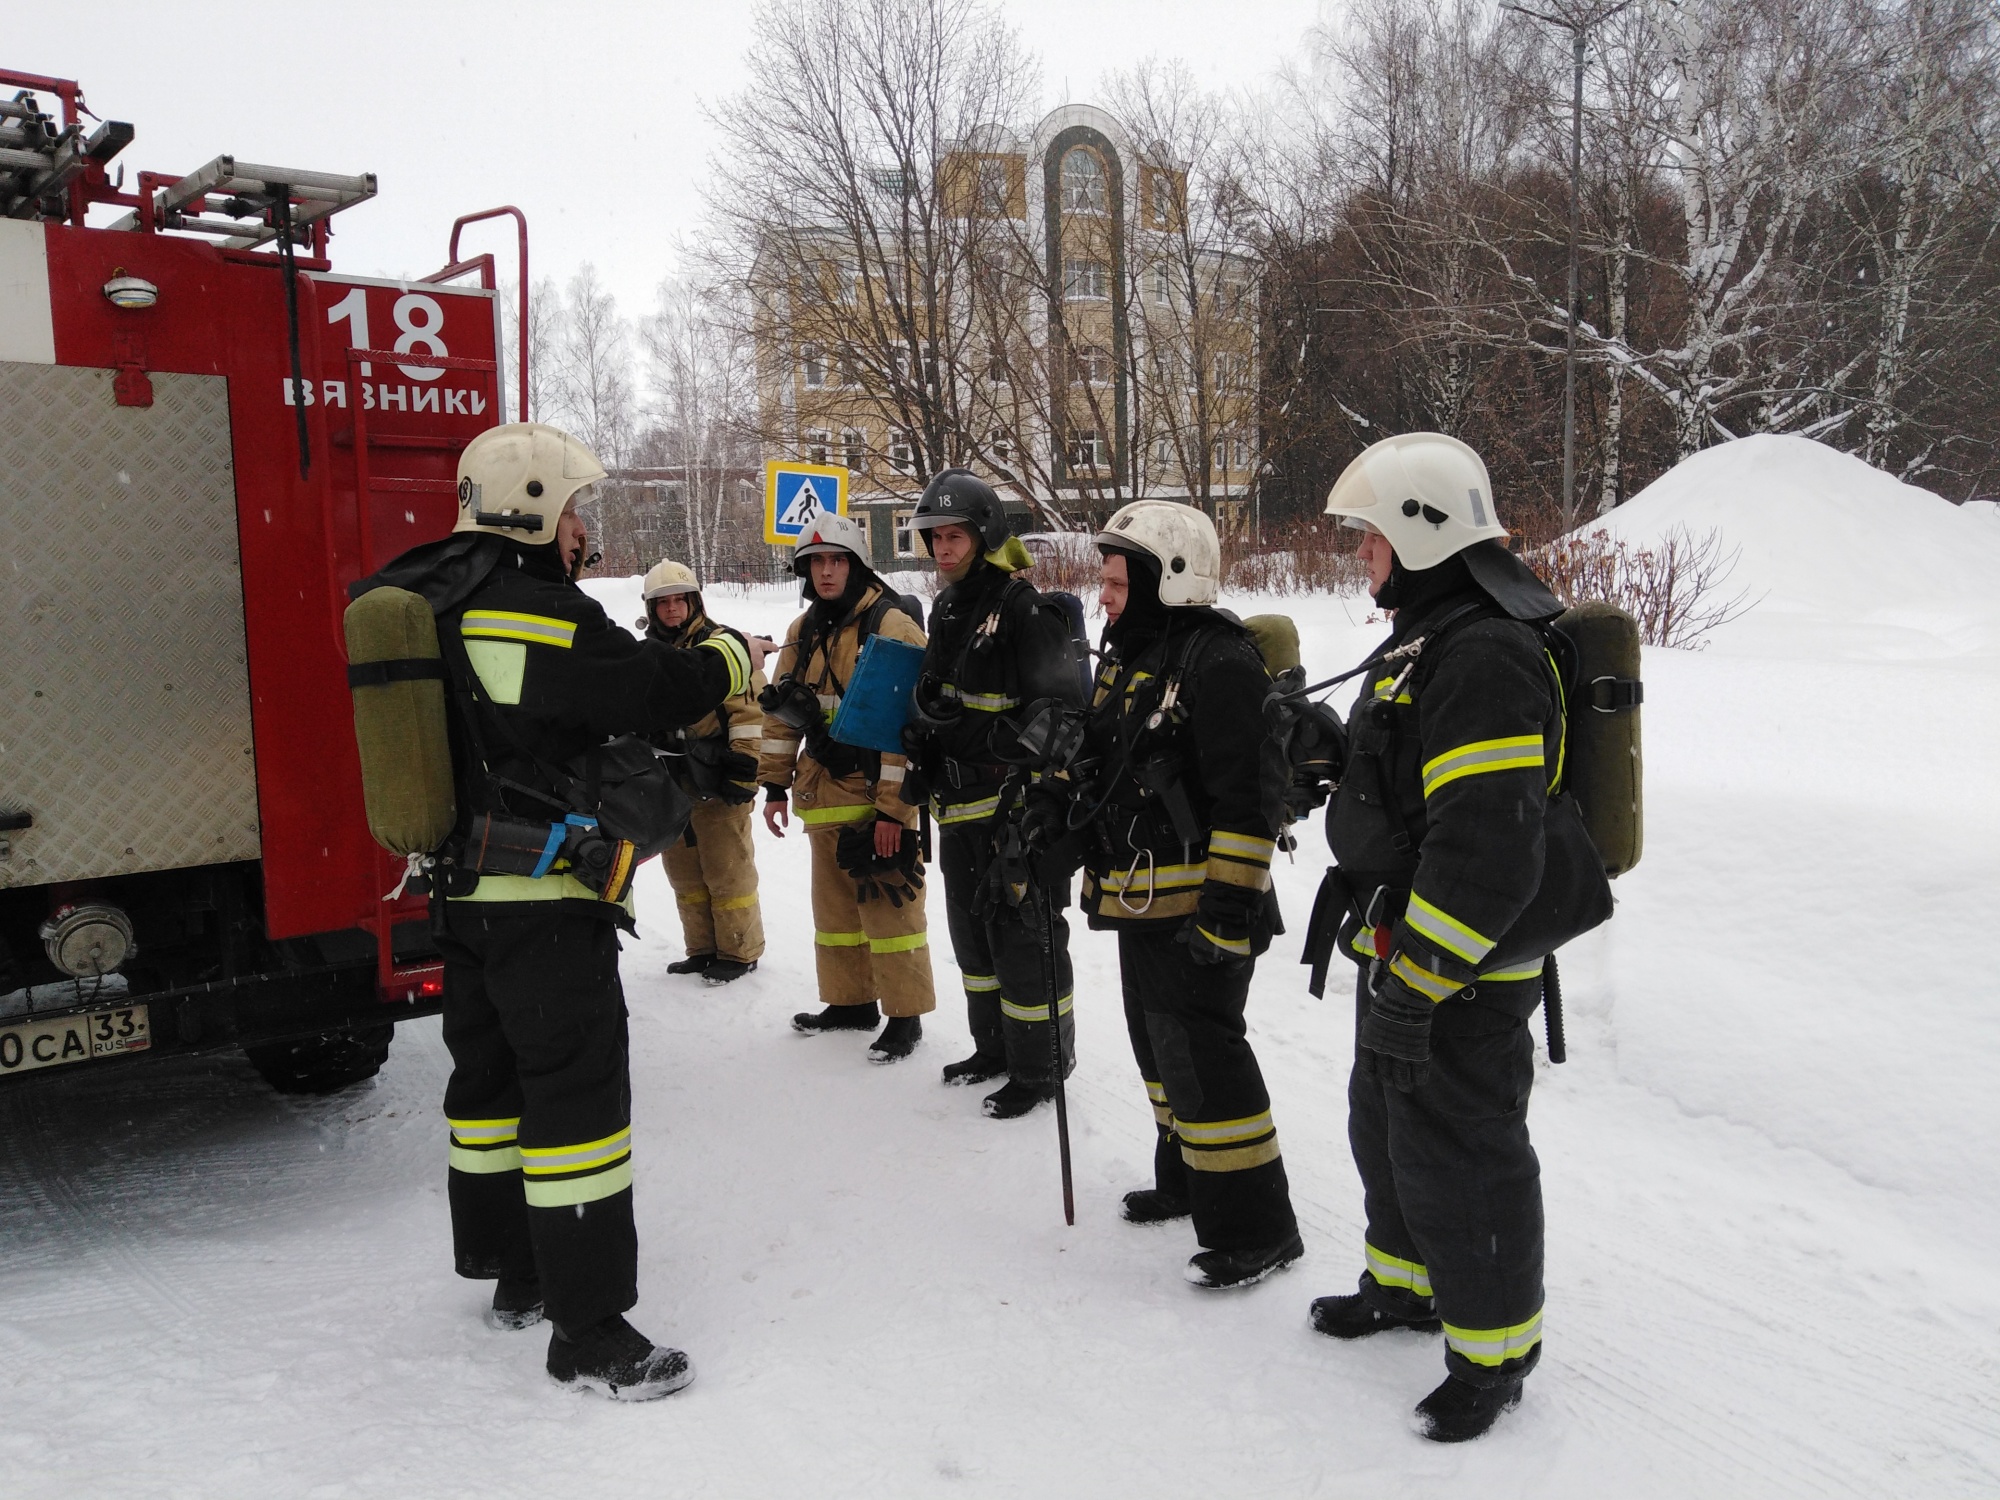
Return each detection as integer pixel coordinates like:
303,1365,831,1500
273,188,310,480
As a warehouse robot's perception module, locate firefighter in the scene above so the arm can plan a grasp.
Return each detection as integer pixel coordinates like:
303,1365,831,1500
1073,500,1302,1288
758,513,936,1061
901,470,1085,1118
358,422,772,1401
638,558,767,986
1309,432,1565,1443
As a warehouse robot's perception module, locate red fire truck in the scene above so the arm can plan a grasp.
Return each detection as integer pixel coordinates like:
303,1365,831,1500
0,68,529,1091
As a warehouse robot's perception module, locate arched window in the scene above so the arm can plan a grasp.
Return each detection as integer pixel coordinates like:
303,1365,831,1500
1061,148,1107,215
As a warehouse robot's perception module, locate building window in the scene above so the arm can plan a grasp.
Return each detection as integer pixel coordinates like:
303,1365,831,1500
841,428,866,471
1070,343,1113,386
893,508,918,558
1068,429,1108,470
1217,264,1251,314
805,428,831,467
888,429,915,470
1061,148,1108,215
1214,351,1250,393
1063,258,1109,301
985,343,1011,385
1152,434,1175,468
1149,264,1173,308
802,345,825,388
1211,433,1251,474
851,509,872,552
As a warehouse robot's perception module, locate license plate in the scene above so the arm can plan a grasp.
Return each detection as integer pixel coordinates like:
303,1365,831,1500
0,1004,151,1076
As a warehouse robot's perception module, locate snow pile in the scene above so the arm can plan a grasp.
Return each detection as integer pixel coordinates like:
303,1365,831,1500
1590,434,2000,648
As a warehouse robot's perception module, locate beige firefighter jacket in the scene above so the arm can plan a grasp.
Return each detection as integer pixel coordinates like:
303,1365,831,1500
757,581,927,830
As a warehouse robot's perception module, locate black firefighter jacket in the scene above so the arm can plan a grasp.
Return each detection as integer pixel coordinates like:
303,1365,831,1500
1327,586,1563,1016
1078,609,1287,937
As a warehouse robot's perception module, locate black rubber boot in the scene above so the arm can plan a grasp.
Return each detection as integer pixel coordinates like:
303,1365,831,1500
485,1276,545,1331
546,1314,694,1401
981,1079,1053,1119
1415,1374,1523,1443
703,958,757,987
941,1051,1008,1086
793,1002,881,1033
1121,1188,1192,1225
868,1015,923,1062
1184,1233,1305,1290
666,953,715,976
1308,1292,1442,1339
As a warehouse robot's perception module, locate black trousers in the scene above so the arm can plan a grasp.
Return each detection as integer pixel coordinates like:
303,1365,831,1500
1347,971,1545,1386
1118,926,1297,1251
937,820,1075,1087
435,901,638,1335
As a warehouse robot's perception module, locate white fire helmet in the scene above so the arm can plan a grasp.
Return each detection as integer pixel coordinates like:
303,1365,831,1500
452,422,607,547
1094,499,1221,608
1323,432,1507,571
641,558,699,601
790,511,871,574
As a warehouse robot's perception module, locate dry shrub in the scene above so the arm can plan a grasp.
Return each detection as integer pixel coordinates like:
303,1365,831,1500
1223,516,1368,596
1535,524,1758,649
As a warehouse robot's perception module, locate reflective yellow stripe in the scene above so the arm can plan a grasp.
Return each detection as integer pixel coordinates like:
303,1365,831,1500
450,1144,523,1174
1207,830,1275,865
1204,855,1272,892
452,871,633,911
936,795,1002,824
1443,1310,1544,1367
1352,925,1380,958
520,1128,632,1176
951,689,1020,712
1422,735,1545,798
816,929,869,947
1405,892,1495,965
1390,952,1461,1002
1480,958,1546,982
446,1117,519,1144
1373,676,1413,705
1174,1111,1275,1147
800,804,876,826
1197,925,1253,956
1181,1137,1281,1172
869,932,928,955
1365,1242,1434,1298
1094,861,1205,893
523,1160,633,1209
698,632,751,696
1144,1080,1169,1103
677,889,710,905
714,893,758,911
461,609,577,649
1000,992,1074,1024
961,972,1001,992
1143,1079,1172,1126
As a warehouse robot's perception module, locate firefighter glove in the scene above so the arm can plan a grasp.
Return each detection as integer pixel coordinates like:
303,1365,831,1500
1359,969,1435,1092
717,750,759,804
1181,880,1262,966
836,819,925,907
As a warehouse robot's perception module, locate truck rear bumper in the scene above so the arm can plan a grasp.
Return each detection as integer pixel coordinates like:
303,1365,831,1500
0,961,441,1086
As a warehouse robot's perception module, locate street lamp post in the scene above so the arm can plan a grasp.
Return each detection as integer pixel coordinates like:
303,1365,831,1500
1503,0,1633,524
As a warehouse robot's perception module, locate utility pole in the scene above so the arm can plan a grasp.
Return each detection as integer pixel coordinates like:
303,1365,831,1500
1503,0,1633,525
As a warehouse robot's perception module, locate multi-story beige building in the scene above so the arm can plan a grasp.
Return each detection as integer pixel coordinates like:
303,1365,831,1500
754,103,1259,570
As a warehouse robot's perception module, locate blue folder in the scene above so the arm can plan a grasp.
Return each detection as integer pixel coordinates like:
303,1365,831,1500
829,633,926,753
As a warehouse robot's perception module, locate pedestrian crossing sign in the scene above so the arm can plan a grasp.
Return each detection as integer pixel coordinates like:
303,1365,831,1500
764,461,849,546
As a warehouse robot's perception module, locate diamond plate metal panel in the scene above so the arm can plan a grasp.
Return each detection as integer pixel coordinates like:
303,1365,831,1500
0,362,262,887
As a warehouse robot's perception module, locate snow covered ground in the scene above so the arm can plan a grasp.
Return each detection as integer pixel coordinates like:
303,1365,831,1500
4,437,1998,1497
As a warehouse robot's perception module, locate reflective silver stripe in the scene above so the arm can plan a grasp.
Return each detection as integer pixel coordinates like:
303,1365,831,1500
1443,1310,1544,1366
953,690,1020,712
446,1117,519,1144
460,610,577,648
1405,892,1495,965
519,1128,632,1175
1365,1241,1434,1297
996,992,1072,1032
1480,958,1546,982
1390,952,1460,1002
1421,736,1544,798
760,738,794,755
728,723,762,741
698,634,750,696
1173,1111,1274,1146
937,795,1002,824
962,972,1001,993
877,763,906,784
1207,830,1275,864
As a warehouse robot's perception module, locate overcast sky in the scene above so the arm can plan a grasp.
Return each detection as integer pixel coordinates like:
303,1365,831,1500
10,0,1326,321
